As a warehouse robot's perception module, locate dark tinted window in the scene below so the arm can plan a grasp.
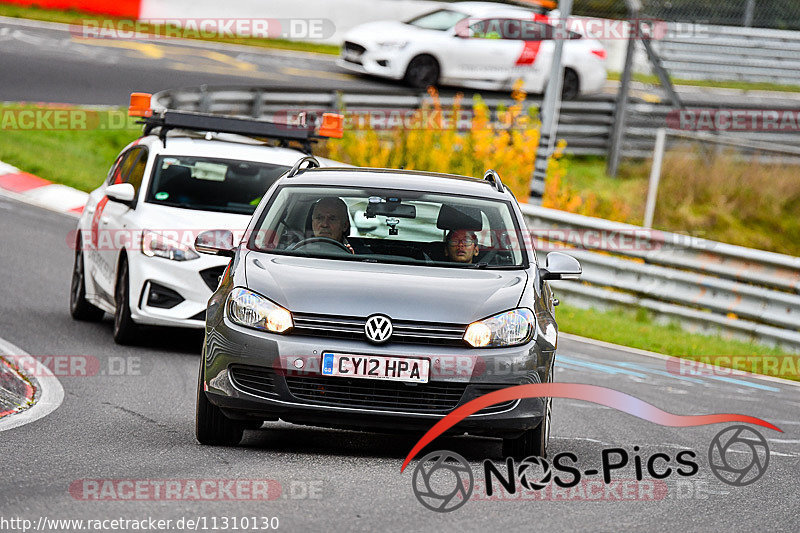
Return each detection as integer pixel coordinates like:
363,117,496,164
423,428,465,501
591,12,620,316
145,155,290,215
126,150,148,193
107,147,141,185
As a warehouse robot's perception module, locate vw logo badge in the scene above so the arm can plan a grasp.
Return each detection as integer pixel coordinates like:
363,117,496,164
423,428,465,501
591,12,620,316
364,314,393,343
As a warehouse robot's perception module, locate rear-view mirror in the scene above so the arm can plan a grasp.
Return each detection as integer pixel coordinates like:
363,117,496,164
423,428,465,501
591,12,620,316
365,198,416,219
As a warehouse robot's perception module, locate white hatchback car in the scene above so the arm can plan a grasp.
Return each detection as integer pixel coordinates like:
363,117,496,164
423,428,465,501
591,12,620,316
69,97,342,344
337,1,606,99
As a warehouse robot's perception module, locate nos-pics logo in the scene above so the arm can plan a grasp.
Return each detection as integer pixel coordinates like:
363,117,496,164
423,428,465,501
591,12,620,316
411,425,769,513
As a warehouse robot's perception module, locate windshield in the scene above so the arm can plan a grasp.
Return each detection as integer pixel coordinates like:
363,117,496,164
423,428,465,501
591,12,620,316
248,185,527,269
145,155,290,215
405,9,467,31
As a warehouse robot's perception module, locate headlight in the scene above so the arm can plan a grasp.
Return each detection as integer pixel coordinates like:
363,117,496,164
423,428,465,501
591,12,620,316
227,287,293,333
142,230,199,261
377,40,408,50
464,308,535,348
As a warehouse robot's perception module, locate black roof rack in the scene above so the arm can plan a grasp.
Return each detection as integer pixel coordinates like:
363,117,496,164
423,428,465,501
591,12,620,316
483,169,505,192
139,110,327,151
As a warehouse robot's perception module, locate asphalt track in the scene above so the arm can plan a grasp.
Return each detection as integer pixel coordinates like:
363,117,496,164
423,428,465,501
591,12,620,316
1,194,799,532
0,17,410,106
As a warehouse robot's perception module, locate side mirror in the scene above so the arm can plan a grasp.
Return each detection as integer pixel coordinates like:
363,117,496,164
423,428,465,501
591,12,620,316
540,252,581,281
106,183,135,205
195,230,235,257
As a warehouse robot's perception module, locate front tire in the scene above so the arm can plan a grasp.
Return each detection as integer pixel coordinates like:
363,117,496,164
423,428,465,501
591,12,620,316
196,361,244,446
404,55,440,89
113,257,140,345
69,239,104,322
502,397,551,459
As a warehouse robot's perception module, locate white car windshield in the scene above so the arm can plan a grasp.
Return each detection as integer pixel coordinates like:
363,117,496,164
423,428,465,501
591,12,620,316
405,9,467,31
145,156,290,215
249,185,528,268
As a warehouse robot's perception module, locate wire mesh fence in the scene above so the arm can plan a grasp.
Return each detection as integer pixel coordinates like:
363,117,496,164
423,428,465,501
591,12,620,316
572,0,800,31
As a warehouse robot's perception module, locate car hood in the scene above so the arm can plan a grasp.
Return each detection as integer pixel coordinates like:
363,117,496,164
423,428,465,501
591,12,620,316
244,253,527,323
344,21,428,45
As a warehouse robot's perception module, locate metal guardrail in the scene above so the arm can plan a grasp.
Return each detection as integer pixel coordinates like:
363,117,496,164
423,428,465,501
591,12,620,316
521,204,800,351
152,87,800,350
153,87,800,162
654,23,800,86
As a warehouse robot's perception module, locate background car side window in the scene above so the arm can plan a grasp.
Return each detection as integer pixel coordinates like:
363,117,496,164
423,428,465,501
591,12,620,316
125,149,149,194
107,147,142,186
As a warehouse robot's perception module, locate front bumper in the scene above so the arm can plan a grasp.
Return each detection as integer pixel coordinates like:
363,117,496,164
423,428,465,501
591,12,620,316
128,253,230,328
202,317,554,438
336,52,406,80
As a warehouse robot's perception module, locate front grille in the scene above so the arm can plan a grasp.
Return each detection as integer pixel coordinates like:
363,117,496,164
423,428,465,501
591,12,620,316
229,366,520,416
229,365,279,398
343,41,366,55
292,312,466,346
284,374,467,413
199,266,226,291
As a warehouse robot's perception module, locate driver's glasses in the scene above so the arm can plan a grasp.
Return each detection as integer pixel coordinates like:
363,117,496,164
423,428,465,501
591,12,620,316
448,238,477,247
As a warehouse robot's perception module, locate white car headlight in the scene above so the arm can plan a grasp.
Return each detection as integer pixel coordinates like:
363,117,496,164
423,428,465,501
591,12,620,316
227,287,293,333
141,230,199,261
377,40,408,50
464,308,535,348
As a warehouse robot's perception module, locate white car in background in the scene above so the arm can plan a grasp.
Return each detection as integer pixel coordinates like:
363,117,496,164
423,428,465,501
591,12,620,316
69,95,343,344
337,1,606,99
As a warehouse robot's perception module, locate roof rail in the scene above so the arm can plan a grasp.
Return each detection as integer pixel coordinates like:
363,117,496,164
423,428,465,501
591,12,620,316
483,169,505,192
287,156,321,177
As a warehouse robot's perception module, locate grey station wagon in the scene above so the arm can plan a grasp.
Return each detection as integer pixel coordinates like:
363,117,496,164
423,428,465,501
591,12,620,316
194,157,581,458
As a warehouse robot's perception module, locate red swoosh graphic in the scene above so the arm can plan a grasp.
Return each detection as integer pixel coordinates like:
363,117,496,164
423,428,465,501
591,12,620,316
401,383,781,472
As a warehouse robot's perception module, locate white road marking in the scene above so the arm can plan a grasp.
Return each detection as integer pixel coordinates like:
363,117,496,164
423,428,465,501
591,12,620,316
561,332,800,389
0,336,64,432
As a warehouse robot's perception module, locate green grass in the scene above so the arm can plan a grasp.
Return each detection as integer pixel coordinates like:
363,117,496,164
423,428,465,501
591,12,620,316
559,154,800,256
0,105,140,192
608,71,800,93
557,303,799,379
0,4,341,55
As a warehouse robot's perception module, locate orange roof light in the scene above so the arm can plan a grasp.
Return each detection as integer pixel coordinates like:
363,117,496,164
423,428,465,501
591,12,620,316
516,0,557,9
128,92,153,117
318,113,344,138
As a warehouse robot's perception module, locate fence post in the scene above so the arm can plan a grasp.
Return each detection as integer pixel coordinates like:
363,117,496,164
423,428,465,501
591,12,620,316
743,0,755,27
606,24,635,176
529,0,572,205
643,128,667,228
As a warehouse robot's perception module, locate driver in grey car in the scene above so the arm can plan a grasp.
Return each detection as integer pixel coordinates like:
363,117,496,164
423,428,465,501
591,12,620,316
310,197,354,253
444,229,479,263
